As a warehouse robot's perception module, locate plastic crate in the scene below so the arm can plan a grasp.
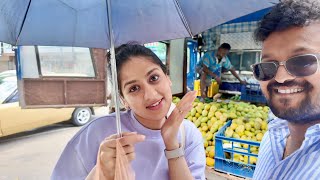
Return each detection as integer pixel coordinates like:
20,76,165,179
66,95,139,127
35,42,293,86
220,82,242,92
240,84,267,104
215,121,260,179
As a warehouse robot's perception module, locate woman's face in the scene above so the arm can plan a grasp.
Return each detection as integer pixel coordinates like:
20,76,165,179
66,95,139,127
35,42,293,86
119,56,172,122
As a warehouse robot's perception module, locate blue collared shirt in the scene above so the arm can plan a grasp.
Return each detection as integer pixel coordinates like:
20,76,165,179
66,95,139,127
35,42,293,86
196,51,233,79
253,118,320,180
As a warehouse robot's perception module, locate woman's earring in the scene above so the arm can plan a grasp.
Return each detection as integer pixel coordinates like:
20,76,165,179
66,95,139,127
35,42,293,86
123,101,130,110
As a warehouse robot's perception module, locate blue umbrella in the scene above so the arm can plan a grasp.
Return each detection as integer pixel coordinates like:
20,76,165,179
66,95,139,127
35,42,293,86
0,0,276,48
0,0,276,135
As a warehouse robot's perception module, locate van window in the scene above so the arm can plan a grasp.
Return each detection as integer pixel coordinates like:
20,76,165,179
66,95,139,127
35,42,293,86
0,79,17,103
6,91,19,103
242,51,261,71
229,51,261,71
36,46,95,77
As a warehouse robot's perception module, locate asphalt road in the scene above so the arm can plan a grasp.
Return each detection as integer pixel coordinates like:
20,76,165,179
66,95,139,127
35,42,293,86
0,123,81,180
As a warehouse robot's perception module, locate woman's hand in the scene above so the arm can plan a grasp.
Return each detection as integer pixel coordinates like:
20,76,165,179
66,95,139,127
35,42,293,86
99,132,145,180
161,91,197,150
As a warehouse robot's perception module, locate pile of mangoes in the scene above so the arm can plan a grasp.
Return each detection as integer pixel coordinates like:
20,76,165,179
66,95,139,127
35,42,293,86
183,100,269,167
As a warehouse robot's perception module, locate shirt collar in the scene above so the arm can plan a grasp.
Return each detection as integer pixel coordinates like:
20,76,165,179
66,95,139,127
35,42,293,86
268,117,320,138
268,117,288,130
214,55,226,64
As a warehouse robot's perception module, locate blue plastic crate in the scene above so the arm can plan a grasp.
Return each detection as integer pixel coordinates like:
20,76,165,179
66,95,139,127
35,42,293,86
240,84,267,104
220,82,242,92
215,121,260,179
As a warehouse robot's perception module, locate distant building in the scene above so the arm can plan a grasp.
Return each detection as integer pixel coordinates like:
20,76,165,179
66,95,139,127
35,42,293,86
0,42,15,72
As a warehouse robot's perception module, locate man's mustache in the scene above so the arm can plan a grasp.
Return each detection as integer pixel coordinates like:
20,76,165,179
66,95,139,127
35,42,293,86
267,79,312,93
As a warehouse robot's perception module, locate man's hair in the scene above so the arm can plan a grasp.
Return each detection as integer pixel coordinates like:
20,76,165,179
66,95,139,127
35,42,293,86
219,43,231,50
254,0,320,42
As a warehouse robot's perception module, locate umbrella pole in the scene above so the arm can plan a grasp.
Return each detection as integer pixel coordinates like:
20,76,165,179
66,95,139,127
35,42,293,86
107,0,122,137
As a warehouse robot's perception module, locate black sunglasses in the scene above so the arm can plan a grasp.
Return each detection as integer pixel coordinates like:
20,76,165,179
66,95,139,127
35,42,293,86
251,54,320,81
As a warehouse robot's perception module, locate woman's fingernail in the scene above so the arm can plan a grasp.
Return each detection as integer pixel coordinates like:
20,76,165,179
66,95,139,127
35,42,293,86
123,132,137,136
139,135,146,140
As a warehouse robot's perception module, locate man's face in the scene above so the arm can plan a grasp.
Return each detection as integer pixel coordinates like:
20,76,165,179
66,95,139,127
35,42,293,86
260,23,320,124
217,48,229,59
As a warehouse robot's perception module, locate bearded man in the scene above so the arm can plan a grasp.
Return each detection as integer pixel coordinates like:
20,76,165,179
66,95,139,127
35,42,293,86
252,0,320,179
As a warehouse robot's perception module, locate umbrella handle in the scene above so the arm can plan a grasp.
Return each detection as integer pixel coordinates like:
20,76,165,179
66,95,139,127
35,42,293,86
109,48,122,138
107,0,122,137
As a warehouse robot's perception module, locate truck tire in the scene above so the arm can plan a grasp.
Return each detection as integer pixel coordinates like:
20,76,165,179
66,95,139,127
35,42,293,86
72,107,92,126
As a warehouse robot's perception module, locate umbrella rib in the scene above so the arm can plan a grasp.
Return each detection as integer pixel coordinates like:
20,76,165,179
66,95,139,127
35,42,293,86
172,0,193,37
16,0,32,45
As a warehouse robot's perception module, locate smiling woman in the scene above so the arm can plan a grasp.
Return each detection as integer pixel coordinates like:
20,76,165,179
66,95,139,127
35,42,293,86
52,43,206,180
113,44,172,130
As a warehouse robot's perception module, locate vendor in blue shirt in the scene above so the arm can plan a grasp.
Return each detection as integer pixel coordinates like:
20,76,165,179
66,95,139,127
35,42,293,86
196,43,246,99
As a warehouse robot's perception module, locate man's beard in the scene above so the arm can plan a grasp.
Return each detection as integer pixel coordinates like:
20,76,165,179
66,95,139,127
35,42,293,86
266,80,320,124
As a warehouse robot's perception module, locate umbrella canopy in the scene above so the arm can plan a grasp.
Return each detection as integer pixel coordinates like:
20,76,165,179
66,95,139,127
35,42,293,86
0,0,277,49
0,0,277,136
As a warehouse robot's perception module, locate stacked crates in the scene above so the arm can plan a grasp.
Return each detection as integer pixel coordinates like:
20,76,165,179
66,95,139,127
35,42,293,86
215,121,260,178
194,80,201,96
240,84,267,104
193,80,219,98
207,81,219,97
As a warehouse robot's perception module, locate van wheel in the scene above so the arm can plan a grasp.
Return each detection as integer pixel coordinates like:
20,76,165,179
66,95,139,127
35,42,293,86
72,107,92,126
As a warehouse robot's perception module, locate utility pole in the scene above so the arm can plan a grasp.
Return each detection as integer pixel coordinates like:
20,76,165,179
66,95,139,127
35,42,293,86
0,42,3,55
